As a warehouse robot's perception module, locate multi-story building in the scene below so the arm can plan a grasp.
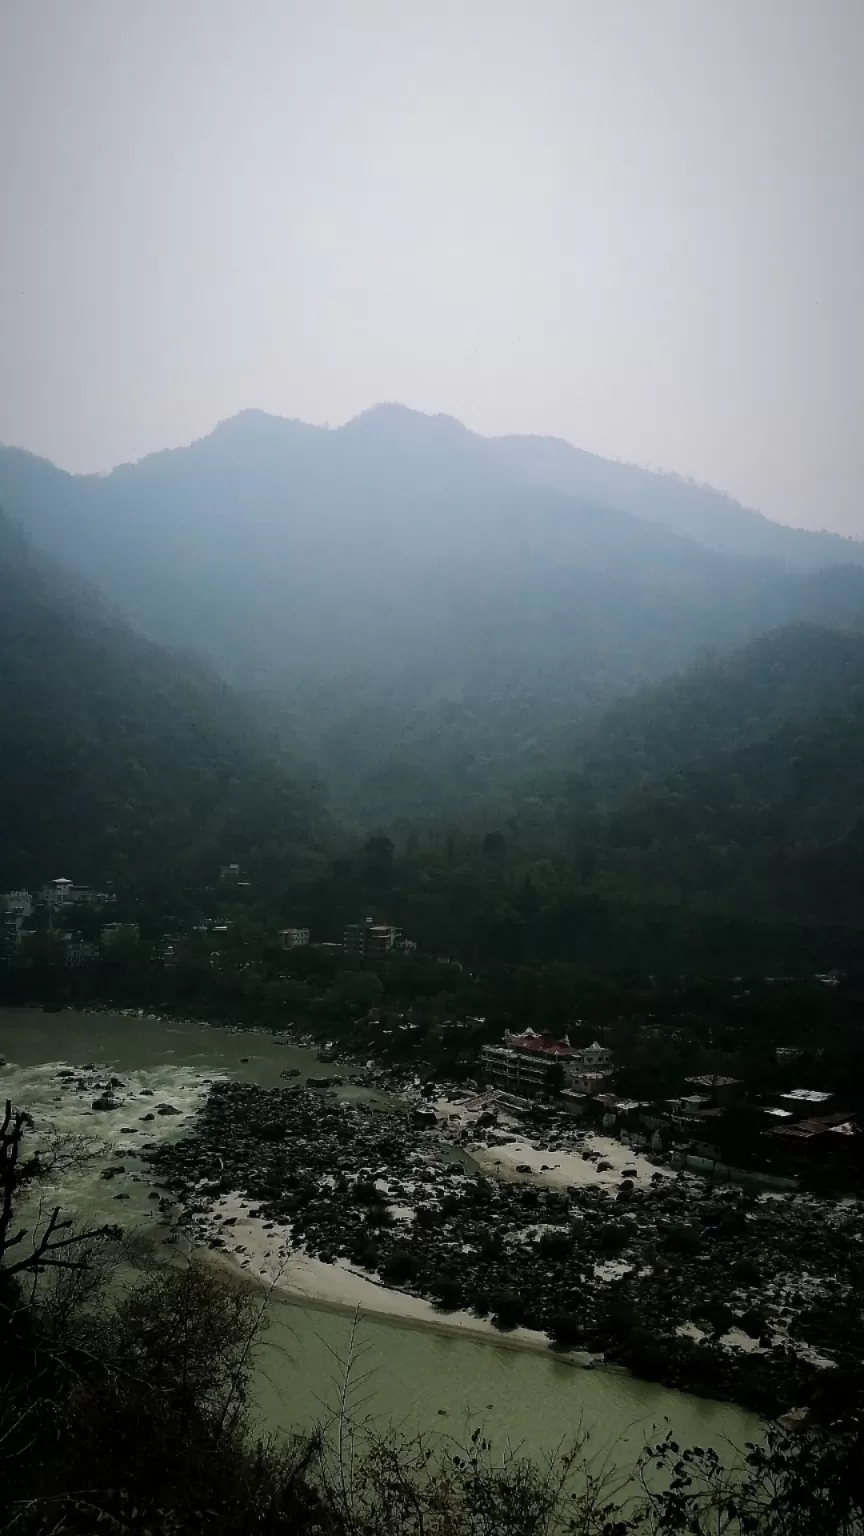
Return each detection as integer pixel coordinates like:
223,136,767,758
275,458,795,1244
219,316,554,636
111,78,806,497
40,879,108,909
480,1029,614,1100
482,1030,573,1097
343,918,401,958
280,927,310,949
1,890,33,917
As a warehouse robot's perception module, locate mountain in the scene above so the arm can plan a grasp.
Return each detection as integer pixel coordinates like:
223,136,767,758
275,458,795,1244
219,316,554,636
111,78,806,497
518,622,864,940
491,431,864,569
552,622,864,807
3,405,864,821
0,509,322,888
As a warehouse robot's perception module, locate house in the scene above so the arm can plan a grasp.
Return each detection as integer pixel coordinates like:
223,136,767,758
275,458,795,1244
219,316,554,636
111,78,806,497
1,890,32,917
343,919,401,958
571,1068,615,1094
220,864,241,880
101,922,140,947
766,1111,858,1163
578,1041,612,1071
40,879,103,908
776,1089,834,1119
280,927,310,949
683,1074,742,1108
66,938,100,967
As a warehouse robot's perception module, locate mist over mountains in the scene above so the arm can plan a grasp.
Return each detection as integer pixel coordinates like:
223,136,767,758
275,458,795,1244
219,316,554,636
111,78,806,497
0,508,323,889
3,403,864,961
2,404,864,821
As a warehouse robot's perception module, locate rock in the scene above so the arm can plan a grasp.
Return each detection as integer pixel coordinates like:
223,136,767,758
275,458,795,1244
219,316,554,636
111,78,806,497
92,1096,117,1111
110,1076,124,1088
141,1113,155,1121
156,1103,180,1115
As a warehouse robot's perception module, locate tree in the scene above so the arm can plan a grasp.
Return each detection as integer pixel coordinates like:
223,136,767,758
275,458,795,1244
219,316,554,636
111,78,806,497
0,1100,116,1279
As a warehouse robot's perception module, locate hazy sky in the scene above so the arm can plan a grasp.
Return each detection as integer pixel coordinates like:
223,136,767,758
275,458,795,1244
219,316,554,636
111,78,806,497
1,1,862,534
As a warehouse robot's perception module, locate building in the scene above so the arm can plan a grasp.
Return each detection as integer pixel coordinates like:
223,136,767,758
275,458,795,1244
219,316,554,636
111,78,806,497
481,1029,576,1098
343,918,401,958
578,1041,613,1071
66,938,100,967
101,922,140,948
683,1074,742,1108
776,1088,834,1119
766,1111,858,1163
570,1068,615,1094
280,927,310,949
1,890,33,917
39,879,108,909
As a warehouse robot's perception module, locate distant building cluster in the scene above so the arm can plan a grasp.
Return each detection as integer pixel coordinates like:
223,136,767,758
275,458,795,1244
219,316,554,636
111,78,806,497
1,877,120,966
343,918,412,958
478,1029,858,1174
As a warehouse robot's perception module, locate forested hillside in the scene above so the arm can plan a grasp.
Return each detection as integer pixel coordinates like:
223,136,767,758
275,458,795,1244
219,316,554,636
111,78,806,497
495,623,864,950
0,510,323,888
3,406,864,822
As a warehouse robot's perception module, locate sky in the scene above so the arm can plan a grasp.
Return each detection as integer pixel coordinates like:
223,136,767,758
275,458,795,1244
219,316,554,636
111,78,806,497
1,1,862,535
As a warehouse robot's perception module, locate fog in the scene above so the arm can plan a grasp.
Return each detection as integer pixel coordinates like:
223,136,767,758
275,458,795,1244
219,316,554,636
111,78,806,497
1,0,862,534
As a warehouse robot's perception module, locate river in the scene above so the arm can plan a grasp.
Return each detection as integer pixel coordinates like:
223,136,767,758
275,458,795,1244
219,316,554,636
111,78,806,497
0,1007,759,1464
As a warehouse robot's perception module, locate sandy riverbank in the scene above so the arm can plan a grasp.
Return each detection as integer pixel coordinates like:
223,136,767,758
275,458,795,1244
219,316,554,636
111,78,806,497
194,1192,590,1360
435,1097,673,1193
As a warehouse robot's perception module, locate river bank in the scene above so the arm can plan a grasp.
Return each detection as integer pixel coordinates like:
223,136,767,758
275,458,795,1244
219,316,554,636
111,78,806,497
1,1005,763,1460
144,1070,859,1416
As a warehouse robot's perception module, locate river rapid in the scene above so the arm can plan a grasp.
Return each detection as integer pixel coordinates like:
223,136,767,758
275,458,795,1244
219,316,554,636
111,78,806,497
0,1007,759,1465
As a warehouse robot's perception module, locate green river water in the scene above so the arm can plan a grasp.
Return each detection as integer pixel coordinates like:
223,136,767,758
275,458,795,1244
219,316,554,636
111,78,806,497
0,1008,759,1467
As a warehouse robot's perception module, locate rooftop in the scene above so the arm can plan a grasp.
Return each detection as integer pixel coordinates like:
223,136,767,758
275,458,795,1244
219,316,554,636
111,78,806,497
506,1030,574,1058
684,1074,740,1089
780,1089,833,1104
769,1111,855,1141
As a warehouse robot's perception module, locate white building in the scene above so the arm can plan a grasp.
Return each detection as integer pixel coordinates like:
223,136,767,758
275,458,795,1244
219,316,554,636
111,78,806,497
576,1041,613,1071
280,927,310,949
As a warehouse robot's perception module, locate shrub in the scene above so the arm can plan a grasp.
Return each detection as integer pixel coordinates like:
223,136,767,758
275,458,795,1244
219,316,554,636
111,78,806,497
381,1249,418,1284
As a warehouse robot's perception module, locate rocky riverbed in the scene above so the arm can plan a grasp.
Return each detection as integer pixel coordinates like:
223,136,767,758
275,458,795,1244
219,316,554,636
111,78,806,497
145,1079,864,1414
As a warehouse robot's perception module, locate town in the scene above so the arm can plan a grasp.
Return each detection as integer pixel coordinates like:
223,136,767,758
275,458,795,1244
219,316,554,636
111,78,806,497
3,873,862,1192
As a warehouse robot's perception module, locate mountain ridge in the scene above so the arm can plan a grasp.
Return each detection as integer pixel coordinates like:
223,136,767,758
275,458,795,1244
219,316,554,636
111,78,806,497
4,401,861,565
0,507,323,888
